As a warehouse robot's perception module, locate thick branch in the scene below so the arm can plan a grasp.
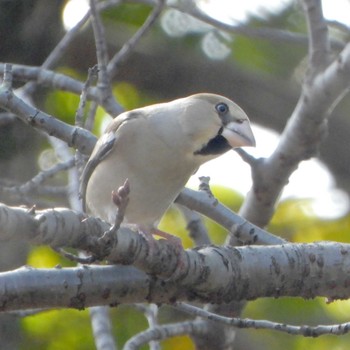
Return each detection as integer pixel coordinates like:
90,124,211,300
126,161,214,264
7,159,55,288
1,242,350,312
239,42,350,228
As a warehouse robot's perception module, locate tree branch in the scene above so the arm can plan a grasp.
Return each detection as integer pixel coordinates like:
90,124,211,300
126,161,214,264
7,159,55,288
1,158,74,197
302,0,331,73
1,242,350,311
90,0,110,83
108,0,165,77
0,75,97,155
239,41,350,228
175,302,350,337
123,320,207,350
89,0,122,115
0,63,124,116
176,188,284,245
89,306,117,350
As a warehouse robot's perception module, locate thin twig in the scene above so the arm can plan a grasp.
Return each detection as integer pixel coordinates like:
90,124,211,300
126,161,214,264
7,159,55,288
3,63,13,89
198,176,215,199
21,0,122,97
302,0,331,73
0,84,97,155
175,302,350,337
89,0,122,116
234,148,257,167
89,0,111,91
178,205,211,246
123,319,207,350
84,101,99,132
178,176,212,246
108,0,165,77
0,180,67,197
76,66,99,128
53,247,97,264
134,304,161,350
176,188,284,245
0,63,124,116
21,7,90,96
89,306,117,350
2,159,74,196
75,66,99,178
46,137,82,211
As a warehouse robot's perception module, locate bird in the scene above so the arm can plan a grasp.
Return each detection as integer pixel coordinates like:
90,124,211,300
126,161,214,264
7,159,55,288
80,93,255,243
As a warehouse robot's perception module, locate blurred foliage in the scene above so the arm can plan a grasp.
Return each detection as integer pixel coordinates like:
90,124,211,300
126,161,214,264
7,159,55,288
44,72,148,135
102,3,152,27
270,198,350,243
233,5,307,77
21,309,94,350
27,246,63,268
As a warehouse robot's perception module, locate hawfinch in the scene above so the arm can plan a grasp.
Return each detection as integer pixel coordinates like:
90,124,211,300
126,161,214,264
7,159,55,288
80,93,255,238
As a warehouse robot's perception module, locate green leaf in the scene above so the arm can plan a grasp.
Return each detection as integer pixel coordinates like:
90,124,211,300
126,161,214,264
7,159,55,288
102,3,153,27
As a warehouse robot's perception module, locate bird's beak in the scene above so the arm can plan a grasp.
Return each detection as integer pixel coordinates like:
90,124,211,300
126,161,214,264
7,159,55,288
222,121,256,148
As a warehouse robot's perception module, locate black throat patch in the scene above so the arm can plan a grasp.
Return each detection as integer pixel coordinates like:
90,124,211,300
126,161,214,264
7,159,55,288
194,134,231,156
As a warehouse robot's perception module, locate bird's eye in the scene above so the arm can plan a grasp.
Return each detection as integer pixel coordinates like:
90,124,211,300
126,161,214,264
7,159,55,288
236,119,244,124
215,103,229,115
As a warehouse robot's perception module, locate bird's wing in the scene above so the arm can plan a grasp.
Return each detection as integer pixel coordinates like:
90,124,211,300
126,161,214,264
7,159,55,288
79,113,138,212
79,132,117,212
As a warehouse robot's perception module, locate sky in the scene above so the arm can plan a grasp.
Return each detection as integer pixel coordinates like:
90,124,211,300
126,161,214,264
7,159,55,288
61,0,350,219
198,0,350,26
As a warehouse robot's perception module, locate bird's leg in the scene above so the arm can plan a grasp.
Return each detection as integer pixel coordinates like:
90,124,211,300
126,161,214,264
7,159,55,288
136,226,183,249
137,226,184,258
150,227,187,279
150,228,183,249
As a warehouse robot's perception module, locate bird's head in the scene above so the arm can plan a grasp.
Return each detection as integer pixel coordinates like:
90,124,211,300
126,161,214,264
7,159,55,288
178,93,255,158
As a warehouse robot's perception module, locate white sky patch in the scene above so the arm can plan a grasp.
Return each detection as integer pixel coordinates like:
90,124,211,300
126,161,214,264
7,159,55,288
197,0,292,24
62,0,89,31
197,0,350,26
322,0,350,26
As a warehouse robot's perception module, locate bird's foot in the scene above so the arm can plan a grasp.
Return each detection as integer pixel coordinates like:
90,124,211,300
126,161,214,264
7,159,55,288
136,226,158,254
151,228,187,279
136,226,186,278
137,226,183,253
150,228,183,250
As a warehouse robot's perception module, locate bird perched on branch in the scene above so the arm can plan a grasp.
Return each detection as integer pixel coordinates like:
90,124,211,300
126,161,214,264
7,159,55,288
80,93,255,242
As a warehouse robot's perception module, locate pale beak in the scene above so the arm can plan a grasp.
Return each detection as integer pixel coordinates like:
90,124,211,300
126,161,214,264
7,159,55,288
222,121,256,148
